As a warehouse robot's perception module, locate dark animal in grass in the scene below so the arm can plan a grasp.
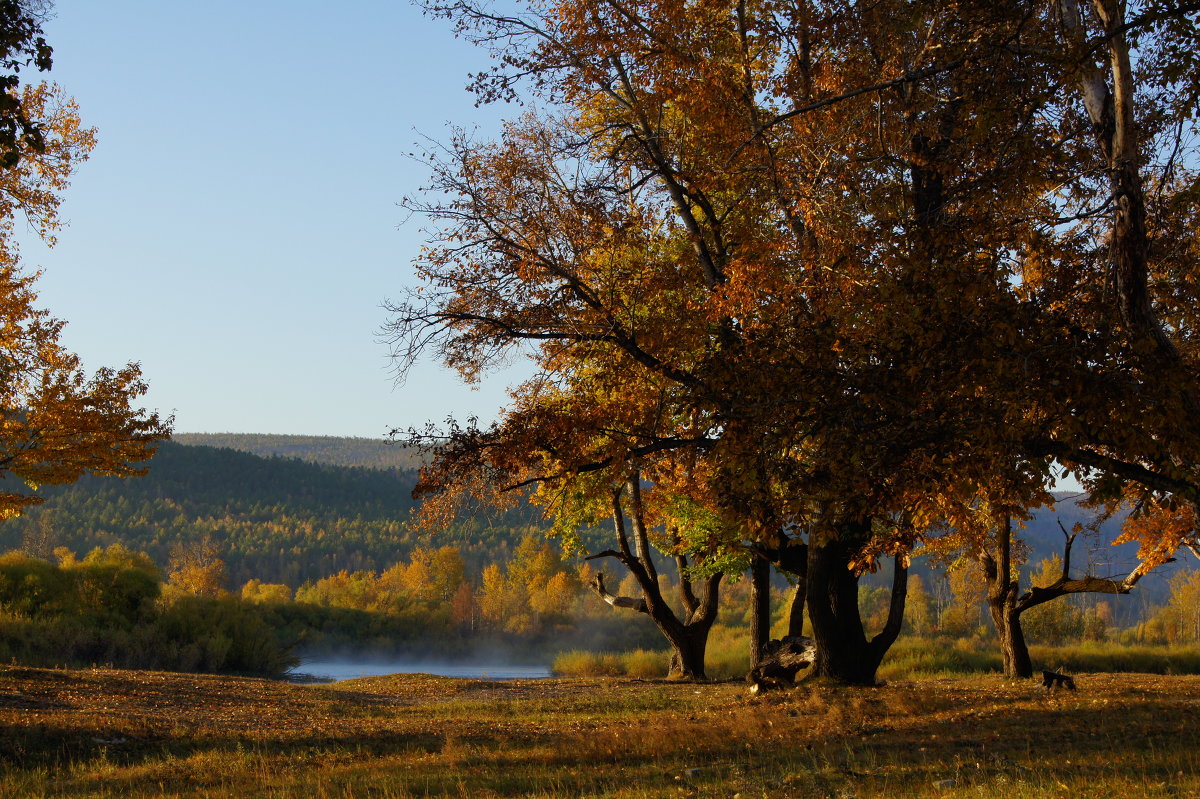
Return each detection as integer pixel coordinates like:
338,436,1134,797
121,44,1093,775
1042,670,1076,690
748,636,817,694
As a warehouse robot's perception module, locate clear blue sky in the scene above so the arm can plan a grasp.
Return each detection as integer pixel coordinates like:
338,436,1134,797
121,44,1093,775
15,1,522,438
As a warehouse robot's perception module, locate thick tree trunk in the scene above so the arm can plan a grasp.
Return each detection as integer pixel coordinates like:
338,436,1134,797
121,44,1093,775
808,539,875,683
666,623,711,680
805,531,906,685
749,555,771,667
988,603,1033,679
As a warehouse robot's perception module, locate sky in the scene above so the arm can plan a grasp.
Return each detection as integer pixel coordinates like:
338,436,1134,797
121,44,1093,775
14,1,525,438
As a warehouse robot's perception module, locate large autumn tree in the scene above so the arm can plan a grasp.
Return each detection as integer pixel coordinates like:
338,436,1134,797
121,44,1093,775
392,0,1200,683
0,2,170,517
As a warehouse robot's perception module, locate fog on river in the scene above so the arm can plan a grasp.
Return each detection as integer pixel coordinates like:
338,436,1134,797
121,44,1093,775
288,658,552,682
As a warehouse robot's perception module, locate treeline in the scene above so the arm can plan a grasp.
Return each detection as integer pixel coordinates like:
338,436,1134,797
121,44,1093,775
170,433,426,471
2,531,1196,682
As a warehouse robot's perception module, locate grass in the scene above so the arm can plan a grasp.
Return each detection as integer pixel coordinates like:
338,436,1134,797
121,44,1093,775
2,664,1199,797
554,638,1200,682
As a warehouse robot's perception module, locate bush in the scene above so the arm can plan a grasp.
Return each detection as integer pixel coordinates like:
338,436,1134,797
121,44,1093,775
0,550,296,678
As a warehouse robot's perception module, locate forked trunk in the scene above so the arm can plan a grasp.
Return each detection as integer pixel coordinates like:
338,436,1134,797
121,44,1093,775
806,532,907,685
666,621,713,680
587,484,722,681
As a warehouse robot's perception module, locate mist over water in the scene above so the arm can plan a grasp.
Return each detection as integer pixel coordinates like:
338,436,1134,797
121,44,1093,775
288,657,552,683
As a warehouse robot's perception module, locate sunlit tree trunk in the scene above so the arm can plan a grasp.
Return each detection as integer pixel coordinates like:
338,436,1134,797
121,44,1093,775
587,477,722,680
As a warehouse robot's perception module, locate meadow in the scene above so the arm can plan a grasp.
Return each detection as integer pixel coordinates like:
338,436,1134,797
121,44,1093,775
1,664,1197,798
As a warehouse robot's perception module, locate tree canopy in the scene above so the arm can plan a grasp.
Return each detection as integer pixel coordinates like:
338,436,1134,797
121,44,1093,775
391,0,1200,683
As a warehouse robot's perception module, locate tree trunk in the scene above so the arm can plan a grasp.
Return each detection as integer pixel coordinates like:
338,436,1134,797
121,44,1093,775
808,539,874,683
590,569,720,680
980,515,1032,678
787,581,806,637
749,555,771,667
589,489,722,682
984,587,1032,676
998,607,1036,676
667,624,711,680
761,539,806,637
805,530,905,685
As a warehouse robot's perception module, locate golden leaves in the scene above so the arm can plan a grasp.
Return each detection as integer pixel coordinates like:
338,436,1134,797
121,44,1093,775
0,262,171,517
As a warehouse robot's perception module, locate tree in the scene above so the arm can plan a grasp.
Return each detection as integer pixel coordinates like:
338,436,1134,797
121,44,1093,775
391,0,1200,684
391,0,1047,683
976,508,1182,677
583,476,725,680
0,4,168,517
903,574,935,638
0,266,171,517
166,536,226,599
241,578,293,604
1027,0,1200,509
0,0,54,170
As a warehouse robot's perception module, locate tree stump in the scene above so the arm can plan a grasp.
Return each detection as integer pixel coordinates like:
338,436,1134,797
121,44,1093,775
748,636,817,694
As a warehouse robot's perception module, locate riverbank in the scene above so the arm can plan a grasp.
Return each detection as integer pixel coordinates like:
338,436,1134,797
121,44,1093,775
1,665,1196,797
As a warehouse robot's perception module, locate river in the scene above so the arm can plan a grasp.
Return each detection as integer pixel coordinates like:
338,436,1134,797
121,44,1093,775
287,658,553,683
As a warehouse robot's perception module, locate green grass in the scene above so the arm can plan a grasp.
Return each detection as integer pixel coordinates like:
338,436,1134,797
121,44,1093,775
1029,642,1200,674
553,638,1200,684
2,665,1198,797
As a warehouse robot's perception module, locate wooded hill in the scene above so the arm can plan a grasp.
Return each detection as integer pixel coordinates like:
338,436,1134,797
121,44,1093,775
0,439,541,588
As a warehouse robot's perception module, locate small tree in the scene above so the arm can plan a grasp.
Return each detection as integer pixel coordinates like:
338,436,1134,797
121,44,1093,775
166,536,226,599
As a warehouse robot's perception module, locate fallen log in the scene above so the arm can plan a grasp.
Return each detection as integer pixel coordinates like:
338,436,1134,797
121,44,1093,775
748,636,817,694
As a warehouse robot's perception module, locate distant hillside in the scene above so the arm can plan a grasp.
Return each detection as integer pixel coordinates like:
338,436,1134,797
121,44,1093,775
171,433,425,471
0,441,542,588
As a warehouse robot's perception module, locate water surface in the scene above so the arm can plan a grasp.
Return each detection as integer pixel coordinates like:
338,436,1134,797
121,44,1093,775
288,659,552,683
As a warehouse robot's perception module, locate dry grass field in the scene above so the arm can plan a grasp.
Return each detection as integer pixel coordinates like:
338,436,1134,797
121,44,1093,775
1,665,1197,798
